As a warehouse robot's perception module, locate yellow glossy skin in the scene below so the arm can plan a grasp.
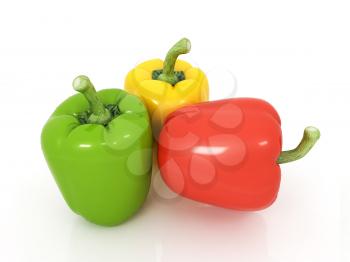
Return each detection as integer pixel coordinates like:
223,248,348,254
125,59,209,136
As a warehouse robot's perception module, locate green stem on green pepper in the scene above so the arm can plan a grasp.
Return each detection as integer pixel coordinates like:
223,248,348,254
73,75,111,125
157,38,191,85
277,126,320,164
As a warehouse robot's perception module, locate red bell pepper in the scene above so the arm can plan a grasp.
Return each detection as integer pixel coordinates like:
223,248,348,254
157,98,320,210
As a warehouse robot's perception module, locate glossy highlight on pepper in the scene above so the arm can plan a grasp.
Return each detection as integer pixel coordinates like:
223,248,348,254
125,38,209,137
41,75,153,226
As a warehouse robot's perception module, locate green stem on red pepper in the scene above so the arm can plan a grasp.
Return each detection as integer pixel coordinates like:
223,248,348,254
277,126,320,164
73,75,112,125
157,38,191,85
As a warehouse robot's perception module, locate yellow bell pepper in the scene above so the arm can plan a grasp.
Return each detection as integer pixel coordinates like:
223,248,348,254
125,38,209,137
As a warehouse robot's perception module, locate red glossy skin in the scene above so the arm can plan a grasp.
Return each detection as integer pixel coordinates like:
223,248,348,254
158,98,282,210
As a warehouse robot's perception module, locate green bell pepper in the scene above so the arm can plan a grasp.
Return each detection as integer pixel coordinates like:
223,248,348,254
41,76,153,226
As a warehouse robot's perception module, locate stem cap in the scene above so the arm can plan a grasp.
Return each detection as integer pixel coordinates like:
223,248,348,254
73,75,91,93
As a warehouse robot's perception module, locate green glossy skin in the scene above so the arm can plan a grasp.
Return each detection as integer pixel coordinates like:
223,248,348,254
41,89,153,226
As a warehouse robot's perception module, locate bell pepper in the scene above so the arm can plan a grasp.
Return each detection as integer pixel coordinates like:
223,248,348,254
158,98,320,210
41,76,153,226
125,38,209,136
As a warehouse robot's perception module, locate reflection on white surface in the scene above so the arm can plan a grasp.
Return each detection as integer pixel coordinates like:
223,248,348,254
67,194,268,262
192,146,227,155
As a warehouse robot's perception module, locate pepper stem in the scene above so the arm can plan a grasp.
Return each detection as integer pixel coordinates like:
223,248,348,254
73,75,111,125
157,38,191,85
277,126,320,164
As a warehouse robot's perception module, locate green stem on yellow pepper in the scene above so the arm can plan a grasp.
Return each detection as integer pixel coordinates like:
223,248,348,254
277,126,320,164
73,75,112,125
157,38,191,85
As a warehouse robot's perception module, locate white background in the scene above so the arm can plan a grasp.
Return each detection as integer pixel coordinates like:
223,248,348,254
0,0,349,261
